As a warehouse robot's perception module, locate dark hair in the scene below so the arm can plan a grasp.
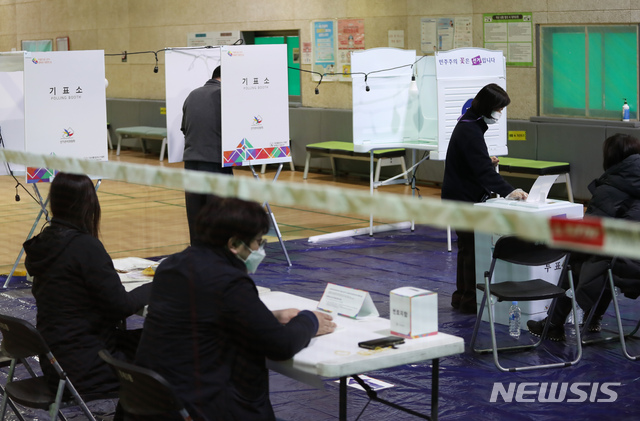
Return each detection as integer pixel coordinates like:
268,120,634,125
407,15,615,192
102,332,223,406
50,172,101,237
470,83,511,118
212,66,221,79
196,196,269,247
602,133,640,170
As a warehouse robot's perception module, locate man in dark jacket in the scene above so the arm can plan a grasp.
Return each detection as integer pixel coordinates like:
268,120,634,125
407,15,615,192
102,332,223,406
181,65,233,244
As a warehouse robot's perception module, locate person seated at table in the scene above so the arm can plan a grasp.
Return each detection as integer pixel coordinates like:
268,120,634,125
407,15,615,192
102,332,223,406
527,133,640,341
132,196,336,421
23,172,151,394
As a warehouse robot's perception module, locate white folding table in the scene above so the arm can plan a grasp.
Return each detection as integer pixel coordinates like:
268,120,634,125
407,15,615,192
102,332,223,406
261,291,464,421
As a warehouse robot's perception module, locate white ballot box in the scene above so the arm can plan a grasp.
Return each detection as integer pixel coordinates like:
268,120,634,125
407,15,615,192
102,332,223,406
473,199,584,325
390,287,438,338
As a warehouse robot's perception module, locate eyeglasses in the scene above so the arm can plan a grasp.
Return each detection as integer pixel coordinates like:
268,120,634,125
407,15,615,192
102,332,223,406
242,238,267,251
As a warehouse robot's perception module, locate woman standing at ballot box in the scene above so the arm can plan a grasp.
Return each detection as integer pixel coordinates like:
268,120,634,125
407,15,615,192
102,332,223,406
23,173,151,395
441,83,527,314
133,197,335,421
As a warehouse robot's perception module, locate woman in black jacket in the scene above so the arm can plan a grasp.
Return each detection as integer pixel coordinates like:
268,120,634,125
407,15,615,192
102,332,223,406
441,83,527,313
528,133,640,340
24,173,151,394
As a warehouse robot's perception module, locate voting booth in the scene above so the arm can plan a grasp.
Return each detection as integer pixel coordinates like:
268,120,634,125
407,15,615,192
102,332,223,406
0,50,107,179
351,47,507,160
415,48,508,160
165,45,291,167
474,199,584,325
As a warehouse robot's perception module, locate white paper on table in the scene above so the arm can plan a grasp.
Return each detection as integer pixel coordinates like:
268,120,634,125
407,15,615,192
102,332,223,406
317,283,379,319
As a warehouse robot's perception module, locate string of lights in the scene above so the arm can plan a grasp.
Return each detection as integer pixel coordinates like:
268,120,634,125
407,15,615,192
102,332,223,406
103,41,430,95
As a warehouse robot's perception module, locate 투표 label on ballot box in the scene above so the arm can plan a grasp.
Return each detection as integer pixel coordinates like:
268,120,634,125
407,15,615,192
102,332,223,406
390,287,438,338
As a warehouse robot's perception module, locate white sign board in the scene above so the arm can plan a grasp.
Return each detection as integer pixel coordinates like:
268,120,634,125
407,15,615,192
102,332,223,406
419,48,507,160
22,50,107,182
165,48,222,163
0,52,26,175
220,45,291,167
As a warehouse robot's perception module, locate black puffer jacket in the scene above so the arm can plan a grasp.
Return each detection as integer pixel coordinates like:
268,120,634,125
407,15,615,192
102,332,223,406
576,154,640,308
24,220,151,394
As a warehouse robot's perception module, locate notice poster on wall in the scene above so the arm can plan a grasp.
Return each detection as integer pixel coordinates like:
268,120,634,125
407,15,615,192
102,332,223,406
220,45,290,167
483,12,533,67
337,19,365,81
22,50,107,182
312,20,336,81
421,17,473,54
165,48,221,163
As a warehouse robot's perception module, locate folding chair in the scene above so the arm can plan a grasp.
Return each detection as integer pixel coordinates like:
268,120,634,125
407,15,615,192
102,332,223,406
0,353,27,421
99,350,193,421
469,236,582,372
0,314,117,421
581,257,640,360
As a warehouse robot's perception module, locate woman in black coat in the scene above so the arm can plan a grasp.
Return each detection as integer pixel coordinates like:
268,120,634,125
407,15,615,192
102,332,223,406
441,83,527,314
24,173,151,394
528,133,640,340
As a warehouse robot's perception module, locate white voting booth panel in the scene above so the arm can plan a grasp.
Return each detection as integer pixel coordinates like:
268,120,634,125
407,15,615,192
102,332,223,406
0,52,25,175
165,45,291,167
220,45,291,167
415,48,507,160
474,199,584,326
0,50,107,179
165,48,221,163
351,48,419,151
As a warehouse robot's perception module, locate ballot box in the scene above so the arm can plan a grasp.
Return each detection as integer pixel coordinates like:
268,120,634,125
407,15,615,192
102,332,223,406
474,199,584,325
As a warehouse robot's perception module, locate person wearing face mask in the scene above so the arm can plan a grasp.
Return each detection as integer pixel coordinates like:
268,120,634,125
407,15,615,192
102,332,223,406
132,196,336,421
441,83,528,314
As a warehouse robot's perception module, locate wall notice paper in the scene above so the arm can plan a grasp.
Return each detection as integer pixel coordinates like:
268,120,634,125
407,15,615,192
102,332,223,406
317,283,379,319
388,30,405,48
337,19,365,81
302,41,312,65
312,20,336,81
421,17,473,53
483,12,533,67
22,50,107,183
220,44,291,167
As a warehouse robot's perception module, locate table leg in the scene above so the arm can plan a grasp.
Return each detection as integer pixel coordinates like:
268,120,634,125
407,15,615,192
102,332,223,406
431,358,439,421
339,376,347,421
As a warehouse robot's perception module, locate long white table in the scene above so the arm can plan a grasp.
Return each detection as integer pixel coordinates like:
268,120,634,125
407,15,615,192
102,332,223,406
261,291,464,421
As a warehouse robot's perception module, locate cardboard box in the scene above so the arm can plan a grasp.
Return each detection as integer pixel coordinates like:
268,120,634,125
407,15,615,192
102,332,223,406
390,287,438,338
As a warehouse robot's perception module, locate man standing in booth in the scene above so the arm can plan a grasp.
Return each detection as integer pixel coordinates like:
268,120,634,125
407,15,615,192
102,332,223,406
181,65,233,244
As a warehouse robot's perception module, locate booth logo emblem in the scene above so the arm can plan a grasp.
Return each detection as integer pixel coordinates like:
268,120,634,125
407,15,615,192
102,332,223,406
253,115,263,125
62,127,74,138
32,58,38,64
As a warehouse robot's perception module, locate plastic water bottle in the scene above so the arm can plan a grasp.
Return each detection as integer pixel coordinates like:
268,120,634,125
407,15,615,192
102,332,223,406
509,301,521,339
623,99,630,122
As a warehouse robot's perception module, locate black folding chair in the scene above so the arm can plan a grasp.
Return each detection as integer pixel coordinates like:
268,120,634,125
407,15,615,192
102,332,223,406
581,257,640,360
0,352,27,421
0,314,117,421
469,236,582,372
99,350,193,421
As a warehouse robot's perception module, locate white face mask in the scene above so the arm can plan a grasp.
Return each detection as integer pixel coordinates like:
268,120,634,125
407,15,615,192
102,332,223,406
483,110,502,125
239,243,266,274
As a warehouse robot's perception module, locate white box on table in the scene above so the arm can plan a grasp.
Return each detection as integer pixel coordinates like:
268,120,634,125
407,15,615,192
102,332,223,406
390,287,438,338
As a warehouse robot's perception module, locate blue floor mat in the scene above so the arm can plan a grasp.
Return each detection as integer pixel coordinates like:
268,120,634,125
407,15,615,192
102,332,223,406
254,225,640,421
1,225,639,420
